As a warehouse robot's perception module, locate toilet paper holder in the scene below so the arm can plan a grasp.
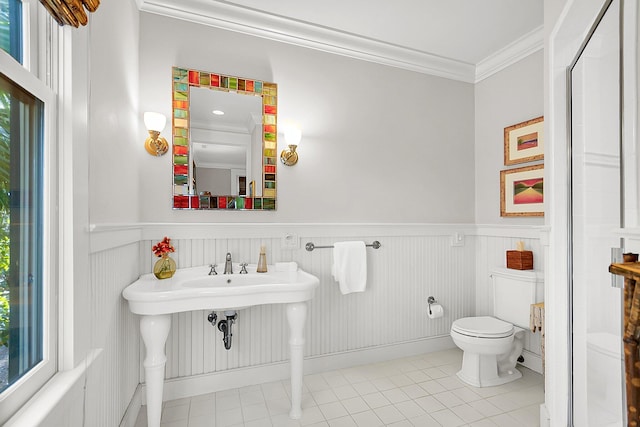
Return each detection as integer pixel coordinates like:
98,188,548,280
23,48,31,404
427,296,438,315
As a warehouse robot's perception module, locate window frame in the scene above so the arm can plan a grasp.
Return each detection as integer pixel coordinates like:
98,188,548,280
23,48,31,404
0,1,57,422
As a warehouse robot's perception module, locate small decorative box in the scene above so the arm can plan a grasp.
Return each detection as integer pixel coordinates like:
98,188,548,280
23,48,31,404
506,250,533,270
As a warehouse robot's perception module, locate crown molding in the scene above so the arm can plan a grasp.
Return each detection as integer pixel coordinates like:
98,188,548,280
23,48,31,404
139,0,542,83
139,0,476,82
475,26,544,83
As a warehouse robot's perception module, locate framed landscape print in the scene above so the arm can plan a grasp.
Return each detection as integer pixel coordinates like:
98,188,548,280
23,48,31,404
504,116,544,165
500,164,544,217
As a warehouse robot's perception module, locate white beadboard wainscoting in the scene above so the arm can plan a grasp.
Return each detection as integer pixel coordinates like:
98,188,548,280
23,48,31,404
82,223,545,426
88,243,142,426
142,233,476,384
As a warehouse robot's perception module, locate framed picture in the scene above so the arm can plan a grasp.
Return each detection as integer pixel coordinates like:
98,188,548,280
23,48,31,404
504,116,544,165
500,164,544,217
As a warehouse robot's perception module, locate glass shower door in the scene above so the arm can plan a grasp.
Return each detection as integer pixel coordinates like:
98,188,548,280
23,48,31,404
570,0,624,425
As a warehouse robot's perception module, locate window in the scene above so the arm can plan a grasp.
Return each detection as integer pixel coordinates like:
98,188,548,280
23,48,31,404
0,1,57,423
0,72,44,394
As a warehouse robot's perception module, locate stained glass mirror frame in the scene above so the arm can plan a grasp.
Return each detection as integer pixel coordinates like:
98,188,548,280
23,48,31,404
171,67,277,210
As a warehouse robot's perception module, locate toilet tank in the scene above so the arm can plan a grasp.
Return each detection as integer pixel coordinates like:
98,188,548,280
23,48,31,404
491,268,543,328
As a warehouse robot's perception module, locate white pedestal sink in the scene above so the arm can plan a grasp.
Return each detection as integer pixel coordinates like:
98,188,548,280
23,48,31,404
123,263,319,427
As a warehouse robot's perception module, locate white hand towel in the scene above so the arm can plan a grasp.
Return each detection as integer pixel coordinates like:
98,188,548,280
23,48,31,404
332,241,367,294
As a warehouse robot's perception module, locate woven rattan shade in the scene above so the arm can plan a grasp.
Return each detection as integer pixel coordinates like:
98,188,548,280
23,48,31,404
39,0,100,27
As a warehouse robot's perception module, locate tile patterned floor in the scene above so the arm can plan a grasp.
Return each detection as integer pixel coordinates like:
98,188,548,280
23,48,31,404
134,348,543,427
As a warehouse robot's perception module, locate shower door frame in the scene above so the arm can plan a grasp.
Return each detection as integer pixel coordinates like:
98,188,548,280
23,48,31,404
566,0,625,424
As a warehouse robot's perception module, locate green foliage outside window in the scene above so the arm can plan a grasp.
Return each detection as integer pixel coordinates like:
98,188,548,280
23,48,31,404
0,0,21,63
0,0,10,55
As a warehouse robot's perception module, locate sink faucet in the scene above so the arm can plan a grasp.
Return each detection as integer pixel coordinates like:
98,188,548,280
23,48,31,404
208,264,217,275
239,263,248,274
224,253,233,274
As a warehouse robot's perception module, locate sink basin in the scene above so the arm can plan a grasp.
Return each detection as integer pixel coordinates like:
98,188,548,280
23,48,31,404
123,262,319,315
123,261,319,426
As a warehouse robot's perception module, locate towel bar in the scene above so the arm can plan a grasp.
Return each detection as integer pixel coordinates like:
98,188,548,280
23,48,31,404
305,241,381,252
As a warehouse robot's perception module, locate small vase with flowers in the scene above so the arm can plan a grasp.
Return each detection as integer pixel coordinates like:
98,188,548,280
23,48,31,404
152,237,176,279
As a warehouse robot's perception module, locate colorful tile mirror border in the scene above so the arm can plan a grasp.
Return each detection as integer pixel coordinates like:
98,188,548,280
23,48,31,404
171,67,277,210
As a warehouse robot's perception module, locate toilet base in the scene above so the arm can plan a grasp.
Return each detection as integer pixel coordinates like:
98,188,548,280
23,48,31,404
456,352,522,388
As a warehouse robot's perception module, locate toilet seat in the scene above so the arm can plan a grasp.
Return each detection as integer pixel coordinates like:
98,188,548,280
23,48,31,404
452,316,513,338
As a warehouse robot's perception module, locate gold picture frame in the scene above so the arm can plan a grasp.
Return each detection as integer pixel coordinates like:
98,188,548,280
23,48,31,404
504,116,544,165
500,164,544,217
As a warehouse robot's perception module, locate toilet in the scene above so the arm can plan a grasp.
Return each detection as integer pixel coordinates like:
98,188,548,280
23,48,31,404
450,268,543,387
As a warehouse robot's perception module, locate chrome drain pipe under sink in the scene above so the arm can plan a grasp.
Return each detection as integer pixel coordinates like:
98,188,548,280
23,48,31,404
215,310,237,350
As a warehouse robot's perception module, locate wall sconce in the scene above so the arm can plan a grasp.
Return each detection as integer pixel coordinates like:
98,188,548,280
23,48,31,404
144,112,169,156
280,125,302,166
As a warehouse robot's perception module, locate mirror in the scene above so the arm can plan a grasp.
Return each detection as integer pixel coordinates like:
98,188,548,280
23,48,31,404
190,88,262,197
171,67,277,210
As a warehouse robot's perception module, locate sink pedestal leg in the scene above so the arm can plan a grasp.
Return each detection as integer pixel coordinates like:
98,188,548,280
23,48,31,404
140,314,171,427
286,302,307,419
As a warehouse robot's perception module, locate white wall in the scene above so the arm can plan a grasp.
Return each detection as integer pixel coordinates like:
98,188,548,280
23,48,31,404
89,0,141,223
80,0,144,423
198,168,231,195
86,1,143,422
66,0,141,367
137,12,476,223
475,50,545,225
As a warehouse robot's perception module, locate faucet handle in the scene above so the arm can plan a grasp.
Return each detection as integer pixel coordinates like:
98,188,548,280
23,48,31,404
209,264,218,275
239,263,248,274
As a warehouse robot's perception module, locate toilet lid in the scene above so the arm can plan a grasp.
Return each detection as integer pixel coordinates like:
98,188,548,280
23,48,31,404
452,316,514,338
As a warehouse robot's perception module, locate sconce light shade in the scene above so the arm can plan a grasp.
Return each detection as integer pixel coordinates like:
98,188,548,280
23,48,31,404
144,112,166,132
284,126,302,146
280,125,302,166
143,112,169,156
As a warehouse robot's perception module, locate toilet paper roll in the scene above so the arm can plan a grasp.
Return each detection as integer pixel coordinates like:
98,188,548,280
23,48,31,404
428,303,444,319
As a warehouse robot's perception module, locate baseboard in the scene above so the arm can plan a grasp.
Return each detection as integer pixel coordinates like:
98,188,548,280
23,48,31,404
303,335,455,375
119,384,142,427
142,335,455,403
519,349,543,374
